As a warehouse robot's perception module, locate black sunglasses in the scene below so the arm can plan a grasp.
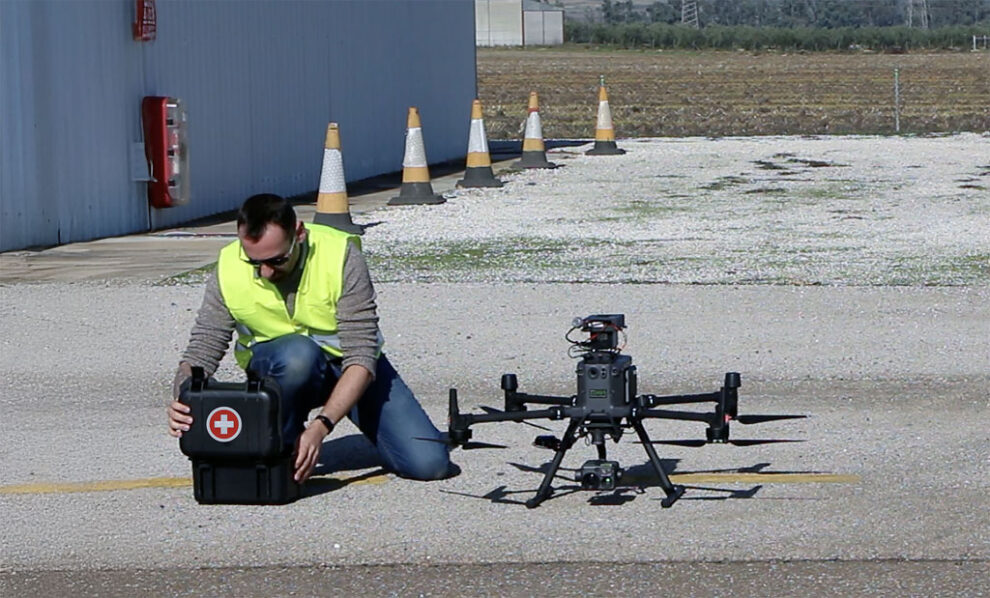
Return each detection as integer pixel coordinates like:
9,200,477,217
242,235,296,267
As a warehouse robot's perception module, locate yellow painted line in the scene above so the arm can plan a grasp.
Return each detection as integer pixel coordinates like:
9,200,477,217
669,473,860,484
0,477,192,495
0,472,853,496
0,473,390,496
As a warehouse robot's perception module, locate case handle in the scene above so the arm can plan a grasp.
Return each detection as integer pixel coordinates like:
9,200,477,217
246,368,262,392
190,366,207,391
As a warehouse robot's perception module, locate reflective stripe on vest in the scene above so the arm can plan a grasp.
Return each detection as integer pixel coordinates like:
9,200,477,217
219,223,360,369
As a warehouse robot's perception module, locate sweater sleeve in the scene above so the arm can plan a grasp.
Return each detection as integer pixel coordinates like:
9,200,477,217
172,268,235,397
336,241,380,379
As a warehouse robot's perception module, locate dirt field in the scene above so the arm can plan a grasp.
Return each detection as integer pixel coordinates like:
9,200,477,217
477,48,990,138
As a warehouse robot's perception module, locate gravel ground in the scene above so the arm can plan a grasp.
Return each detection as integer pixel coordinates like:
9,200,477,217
363,134,990,286
0,135,987,592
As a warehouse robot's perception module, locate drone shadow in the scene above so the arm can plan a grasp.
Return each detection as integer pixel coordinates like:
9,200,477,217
438,459,688,507
445,457,832,506
672,460,833,476
627,460,834,502
587,487,644,505
507,458,678,479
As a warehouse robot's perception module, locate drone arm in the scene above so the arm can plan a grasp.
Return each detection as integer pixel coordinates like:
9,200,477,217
502,375,572,411
462,407,566,427
637,408,714,423
509,392,573,407
638,392,720,407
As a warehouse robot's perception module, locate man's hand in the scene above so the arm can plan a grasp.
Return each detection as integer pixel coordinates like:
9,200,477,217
294,422,329,482
293,365,369,483
168,400,193,438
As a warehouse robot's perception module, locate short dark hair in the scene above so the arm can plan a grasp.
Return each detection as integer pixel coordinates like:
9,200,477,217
237,194,297,240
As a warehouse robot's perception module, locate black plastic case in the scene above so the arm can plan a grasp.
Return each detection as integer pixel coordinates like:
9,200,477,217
178,369,299,504
189,457,299,505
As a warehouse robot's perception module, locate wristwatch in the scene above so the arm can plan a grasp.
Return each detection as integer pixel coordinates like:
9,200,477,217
313,414,334,434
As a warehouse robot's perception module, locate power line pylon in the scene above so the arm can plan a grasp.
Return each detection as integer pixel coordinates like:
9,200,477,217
681,0,699,28
907,0,930,29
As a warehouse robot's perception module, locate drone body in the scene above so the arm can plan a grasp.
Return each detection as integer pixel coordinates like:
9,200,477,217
439,314,801,508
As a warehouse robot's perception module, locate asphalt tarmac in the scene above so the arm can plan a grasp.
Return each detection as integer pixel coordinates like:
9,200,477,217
4,560,987,596
1,146,988,596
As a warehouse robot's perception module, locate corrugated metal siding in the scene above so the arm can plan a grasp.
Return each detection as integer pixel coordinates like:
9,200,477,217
1,1,146,248
0,4,46,247
1,0,476,251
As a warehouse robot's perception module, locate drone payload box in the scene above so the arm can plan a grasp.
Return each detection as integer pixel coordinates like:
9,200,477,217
178,369,299,505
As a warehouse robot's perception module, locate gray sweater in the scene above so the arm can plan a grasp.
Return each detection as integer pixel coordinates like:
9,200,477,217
173,240,380,396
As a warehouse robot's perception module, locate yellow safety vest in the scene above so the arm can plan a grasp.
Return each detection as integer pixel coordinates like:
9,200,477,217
217,223,359,369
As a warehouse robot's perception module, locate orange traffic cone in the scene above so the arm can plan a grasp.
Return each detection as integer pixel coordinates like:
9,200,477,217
586,76,625,156
457,99,504,188
514,91,558,169
389,107,445,206
313,123,363,235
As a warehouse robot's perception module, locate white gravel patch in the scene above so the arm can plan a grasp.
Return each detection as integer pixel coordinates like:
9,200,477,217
362,134,990,286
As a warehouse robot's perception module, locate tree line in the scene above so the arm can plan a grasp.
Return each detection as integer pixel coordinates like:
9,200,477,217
564,21,988,50
577,0,990,28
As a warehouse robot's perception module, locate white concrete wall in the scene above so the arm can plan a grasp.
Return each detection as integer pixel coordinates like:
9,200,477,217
523,9,564,45
476,0,522,46
0,0,476,251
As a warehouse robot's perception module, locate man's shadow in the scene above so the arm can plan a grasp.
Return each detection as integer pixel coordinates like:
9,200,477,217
300,434,386,498
301,434,461,499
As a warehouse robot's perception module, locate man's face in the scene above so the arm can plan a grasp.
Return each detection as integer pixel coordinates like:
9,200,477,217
238,222,304,282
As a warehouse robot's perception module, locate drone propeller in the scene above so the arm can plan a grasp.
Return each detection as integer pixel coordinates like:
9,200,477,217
479,406,553,431
734,414,807,425
649,438,804,448
415,433,507,451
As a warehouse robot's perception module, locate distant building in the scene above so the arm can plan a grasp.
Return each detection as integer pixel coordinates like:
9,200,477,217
476,0,564,47
0,0,475,251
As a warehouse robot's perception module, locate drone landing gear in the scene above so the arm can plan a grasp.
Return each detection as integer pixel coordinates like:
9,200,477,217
631,419,685,508
523,418,685,509
525,420,580,509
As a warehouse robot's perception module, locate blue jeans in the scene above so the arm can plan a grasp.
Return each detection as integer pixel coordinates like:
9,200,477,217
247,334,449,480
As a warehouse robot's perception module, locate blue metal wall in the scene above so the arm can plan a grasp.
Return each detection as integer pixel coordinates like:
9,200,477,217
0,0,476,251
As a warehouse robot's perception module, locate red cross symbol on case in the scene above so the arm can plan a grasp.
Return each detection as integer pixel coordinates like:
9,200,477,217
206,407,242,443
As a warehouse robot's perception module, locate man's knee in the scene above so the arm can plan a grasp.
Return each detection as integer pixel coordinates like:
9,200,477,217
394,445,451,481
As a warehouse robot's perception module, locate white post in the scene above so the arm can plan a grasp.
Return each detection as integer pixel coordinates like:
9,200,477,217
894,68,901,134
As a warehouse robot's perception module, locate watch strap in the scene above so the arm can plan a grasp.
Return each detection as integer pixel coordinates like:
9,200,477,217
313,414,334,434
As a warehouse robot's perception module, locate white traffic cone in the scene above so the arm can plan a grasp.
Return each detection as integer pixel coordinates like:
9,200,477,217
457,99,503,188
514,91,558,169
586,76,626,156
389,107,445,206
313,123,363,234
